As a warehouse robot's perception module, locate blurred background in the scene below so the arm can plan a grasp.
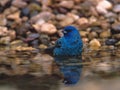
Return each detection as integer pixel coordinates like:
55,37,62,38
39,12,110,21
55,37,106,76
0,0,120,90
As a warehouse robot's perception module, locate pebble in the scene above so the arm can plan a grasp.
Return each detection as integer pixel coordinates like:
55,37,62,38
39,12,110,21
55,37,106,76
37,23,57,35
7,11,20,20
79,31,88,37
89,39,101,50
8,30,16,40
77,17,89,26
88,31,98,39
113,4,120,13
96,0,112,14
0,15,7,26
59,13,78,26
59,0,74,9
10,40,27,47
111,23,120,34
0,27,8,37
3,6,18,16
113,34,120,40
0,0,10,6
28,3,41,12
39,34,50,45
12,0,27,8
60,16,74,26
31,12,54,23
21,7,30,17
0,36,11,45
56,14,66,21
99,30,111,38
105,38,118,45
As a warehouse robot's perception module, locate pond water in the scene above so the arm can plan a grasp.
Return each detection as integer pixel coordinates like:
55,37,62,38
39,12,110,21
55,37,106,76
0,47,120,90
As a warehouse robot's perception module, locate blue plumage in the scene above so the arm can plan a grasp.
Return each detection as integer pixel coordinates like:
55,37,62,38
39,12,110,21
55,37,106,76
54,26,83,56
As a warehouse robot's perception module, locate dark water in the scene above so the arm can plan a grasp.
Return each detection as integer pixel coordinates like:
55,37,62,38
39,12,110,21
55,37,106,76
0,47,120,90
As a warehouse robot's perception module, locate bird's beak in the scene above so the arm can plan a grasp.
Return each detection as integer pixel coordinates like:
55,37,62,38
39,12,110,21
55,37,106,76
62,30,67,34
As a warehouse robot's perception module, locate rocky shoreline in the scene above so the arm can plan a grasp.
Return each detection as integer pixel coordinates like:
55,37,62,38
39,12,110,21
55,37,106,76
0,0,120,76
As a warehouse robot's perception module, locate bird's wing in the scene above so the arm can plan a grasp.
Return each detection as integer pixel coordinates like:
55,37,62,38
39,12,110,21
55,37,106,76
55,38,65,48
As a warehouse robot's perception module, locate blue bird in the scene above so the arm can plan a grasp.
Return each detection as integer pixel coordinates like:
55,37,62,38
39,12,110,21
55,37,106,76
53,25,83,57
45,26,83,85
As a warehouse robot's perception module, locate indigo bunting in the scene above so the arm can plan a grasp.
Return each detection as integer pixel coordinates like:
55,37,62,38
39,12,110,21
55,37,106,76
45,26,83,85
53,26,83,56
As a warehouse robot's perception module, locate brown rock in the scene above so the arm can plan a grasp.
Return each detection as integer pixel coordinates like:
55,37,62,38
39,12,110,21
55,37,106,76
77,17,89,26
79,31,88,37
7,11,20,20
12,0,27,8
0,15,7,26
59,0,74,9
96,0,112,14
0,27,8,37
41,23,57,35
56,14,66,21
8,30,16,40
0,36,11,45
88,31,98,39
34,23,57,35
31,12,54,23
100,30,111,38
0,0,9,6
89,39,101,50
59,13,78,26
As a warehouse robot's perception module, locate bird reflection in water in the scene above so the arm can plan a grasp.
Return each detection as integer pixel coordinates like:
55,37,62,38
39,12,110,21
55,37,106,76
55,56,83,85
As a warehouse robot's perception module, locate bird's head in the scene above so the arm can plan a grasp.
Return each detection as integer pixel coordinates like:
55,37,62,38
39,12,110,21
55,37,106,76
62,26,79,37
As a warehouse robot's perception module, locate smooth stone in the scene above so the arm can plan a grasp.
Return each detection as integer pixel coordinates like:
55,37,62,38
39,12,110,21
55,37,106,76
31,11,54,23
41,23,57,35
34,23,57,35
111,23,120,34
0,15,7,26
12,0,27,8
7,11,20,20
99,30,111,38
8,30,16,40
0,27,8,37
28,3,41,12
0,0,10,6
113,4,120,13
13,46,35,51
79,31,88,37
59,13,78,26
89,39,101,50
0,36,11,45
88,31,98,39
113,34,120,40
39,44,47,49
10,40,27,47
105,38,118,45
56,14,66,21
59,0,74,9
105,12,117,18
40,0,52,6
77,17,89,26
96,0,112,14
3,6,18,16
27,33,40,40
21,7,30,17
59,17,74,27
39,34,50,45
